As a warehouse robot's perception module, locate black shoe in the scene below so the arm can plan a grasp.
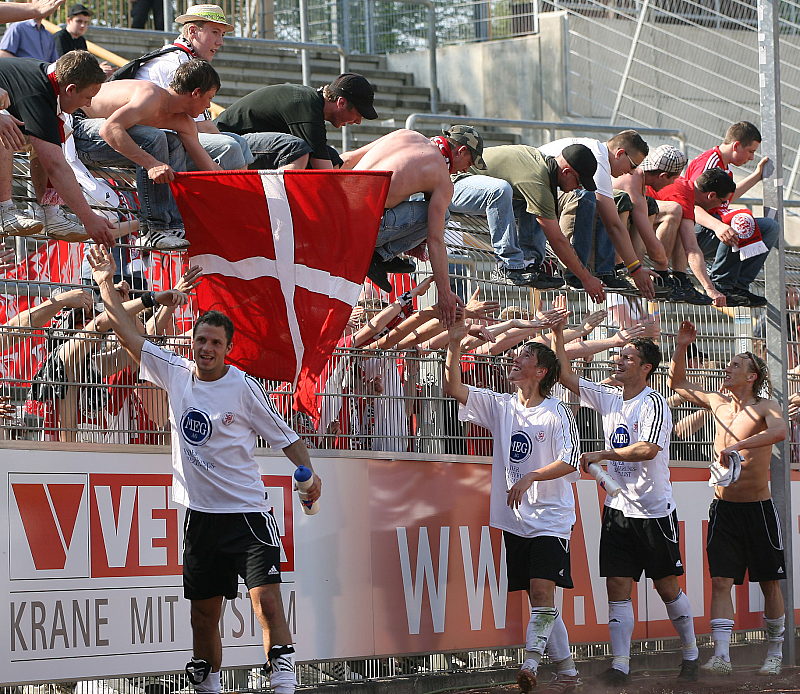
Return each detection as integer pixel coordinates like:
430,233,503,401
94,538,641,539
598,667,630,686
677,658,699,682
715,284,750,307
524,264,565,289
671,283,713,305
490,265,529,287
565,275,584,290
653,272,675,298
598,273,636,293
739,288,767,308
380,256,416,274
367,259,392,292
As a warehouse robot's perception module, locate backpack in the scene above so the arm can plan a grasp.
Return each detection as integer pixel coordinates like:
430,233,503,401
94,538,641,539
109,44,193,81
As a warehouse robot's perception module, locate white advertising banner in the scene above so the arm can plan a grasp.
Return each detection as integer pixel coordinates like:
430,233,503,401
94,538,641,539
2,447,799,685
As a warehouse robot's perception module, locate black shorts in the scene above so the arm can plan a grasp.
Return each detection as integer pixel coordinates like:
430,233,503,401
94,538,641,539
645,195,659,217
183,509,283,600
503,532,573,591
600,506,684,581
706,498,786,584
242,132,314,169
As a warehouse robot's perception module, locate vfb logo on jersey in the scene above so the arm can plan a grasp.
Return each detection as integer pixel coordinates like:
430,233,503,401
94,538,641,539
510,432,533,463
610,425,630,448
181,407,212,445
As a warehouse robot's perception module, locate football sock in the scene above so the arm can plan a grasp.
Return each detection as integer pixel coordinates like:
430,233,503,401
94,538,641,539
665,590,698,660
710,618,734,661
608,599,634,674
765,615,785,658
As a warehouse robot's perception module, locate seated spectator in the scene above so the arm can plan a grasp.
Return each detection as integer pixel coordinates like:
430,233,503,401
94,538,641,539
124,4,251,170
0,6,58,61
342,126,484,325
450,143,604,300
215,73,377,169
538,130,655,299
74,60,222,250
685,121,778,307
0,50,115,244
53,4,114,75
130,0,162,30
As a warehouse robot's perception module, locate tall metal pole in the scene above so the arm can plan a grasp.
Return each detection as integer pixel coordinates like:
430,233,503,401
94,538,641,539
299,0,311,85
609,0,649,125
162,0,174,31
427,2,438,112
758,0,794,667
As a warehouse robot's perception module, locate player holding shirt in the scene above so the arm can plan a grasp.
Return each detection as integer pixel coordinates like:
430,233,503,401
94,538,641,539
445,312,582,694
87,246,321,694
554,333,699,685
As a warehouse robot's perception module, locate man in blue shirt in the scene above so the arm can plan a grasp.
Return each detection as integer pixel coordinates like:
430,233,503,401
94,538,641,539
0,13,59,61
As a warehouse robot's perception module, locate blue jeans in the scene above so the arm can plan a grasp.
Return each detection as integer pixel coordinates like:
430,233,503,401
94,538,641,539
196,131,254,169
73,119,185,231
450,175,545,269
375,200,449,260
695,216,779,290
560,189,614,275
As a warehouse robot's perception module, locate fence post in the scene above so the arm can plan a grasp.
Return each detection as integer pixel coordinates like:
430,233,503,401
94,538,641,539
427,1,438,112
758,0,795,667
609,0,649,125
299,0,311,85
162,0,173,31
365,0,375,54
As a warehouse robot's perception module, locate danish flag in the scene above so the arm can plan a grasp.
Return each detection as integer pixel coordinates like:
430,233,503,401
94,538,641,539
170,170,391,385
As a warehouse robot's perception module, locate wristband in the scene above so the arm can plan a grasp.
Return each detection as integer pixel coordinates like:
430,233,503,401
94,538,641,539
398,291,413,307
627,260,642,274
140,291,157,309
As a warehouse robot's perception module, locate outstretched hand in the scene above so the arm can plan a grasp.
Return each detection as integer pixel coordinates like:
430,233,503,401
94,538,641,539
463,287,500,319
174,265,202,294
87,245,117,285
676,320,697,348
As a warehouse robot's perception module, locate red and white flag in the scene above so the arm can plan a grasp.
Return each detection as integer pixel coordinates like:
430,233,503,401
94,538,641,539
170,170,391,386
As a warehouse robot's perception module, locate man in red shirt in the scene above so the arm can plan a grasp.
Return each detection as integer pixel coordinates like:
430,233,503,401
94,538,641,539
684,122,777,307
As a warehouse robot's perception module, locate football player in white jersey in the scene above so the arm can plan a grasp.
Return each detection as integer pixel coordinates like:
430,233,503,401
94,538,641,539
445,314,582,694
88,247,321,694
554,329,699,686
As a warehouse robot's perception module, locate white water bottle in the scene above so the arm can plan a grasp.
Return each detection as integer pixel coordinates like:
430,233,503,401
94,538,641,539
587,463,622,498
294,466,320,515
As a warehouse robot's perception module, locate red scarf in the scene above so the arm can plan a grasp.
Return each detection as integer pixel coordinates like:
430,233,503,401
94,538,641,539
46,65,65,143
720,208,767,259
430,135,454,173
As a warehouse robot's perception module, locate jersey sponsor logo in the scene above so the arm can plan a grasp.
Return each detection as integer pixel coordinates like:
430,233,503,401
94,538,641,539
222,411,235,426
610,425,630,448
509,431,532,463
181,408,212,446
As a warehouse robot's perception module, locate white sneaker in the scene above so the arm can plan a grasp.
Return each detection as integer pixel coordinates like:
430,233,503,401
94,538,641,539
700,655,732,675
34,206,89,242
0,206,43,236
140,228,190,251
758,655,782,675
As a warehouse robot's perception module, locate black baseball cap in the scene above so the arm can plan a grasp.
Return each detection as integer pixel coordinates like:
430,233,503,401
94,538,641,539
561,143,598,191
68,3,92,16
329,73,378,120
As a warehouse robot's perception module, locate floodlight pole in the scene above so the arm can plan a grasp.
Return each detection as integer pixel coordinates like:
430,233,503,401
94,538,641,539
758,0,794,666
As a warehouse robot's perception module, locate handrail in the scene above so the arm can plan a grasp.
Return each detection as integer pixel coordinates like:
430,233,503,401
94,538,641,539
405,113,686,149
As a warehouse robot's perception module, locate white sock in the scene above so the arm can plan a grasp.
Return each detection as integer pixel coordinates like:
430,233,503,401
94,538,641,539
710,618,734,660
194,669,220,694
524,606,559,671
665,590,698,660
765,615,785,658
545,613,577,675
608,599,633,674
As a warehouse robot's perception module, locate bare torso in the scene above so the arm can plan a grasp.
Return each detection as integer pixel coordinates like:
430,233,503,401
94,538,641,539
349,129,451,209
710,393,774,502
81,80,182,130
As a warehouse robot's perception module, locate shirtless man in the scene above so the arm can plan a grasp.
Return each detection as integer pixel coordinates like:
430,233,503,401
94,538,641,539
341,126,485,326
669,320,787,676
73,59,221,249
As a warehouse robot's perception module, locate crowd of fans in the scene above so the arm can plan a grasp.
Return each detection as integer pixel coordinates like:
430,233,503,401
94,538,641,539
0,1,791,459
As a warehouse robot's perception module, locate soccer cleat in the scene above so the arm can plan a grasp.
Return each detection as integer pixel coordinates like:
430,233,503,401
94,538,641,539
677,658,699,681
700,655,732,675
539,672,582,693
516,666,537,692
598,667,630,685
139,228,190,251
34,205,89,242
0,206,43,236
758,655,782,676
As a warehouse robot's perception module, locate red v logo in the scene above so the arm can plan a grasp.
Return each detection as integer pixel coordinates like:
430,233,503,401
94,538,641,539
12,484,85,570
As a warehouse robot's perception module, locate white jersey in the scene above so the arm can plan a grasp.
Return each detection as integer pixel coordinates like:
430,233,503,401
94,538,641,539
578,378,673,518
538,137,613,199
459,386,580,539
139,340,299,512
135,46,209,123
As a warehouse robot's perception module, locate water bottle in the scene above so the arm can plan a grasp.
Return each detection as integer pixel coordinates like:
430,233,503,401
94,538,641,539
587,463,622,498
294,466,320,515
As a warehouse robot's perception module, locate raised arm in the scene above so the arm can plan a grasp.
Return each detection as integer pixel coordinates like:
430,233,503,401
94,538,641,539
0,0,66,22
444,317,470,405
668,320,714,408
427,179,463,327
552,316,580,396
734,157,768,200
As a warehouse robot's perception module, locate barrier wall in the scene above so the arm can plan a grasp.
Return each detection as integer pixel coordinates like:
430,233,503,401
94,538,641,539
2,445,799,685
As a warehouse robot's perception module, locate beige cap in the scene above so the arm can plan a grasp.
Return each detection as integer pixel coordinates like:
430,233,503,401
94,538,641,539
175,4,234,30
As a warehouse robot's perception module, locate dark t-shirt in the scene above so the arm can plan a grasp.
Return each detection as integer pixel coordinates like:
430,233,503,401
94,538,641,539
0,58,60,144
53,29,87,55
215,83,329,160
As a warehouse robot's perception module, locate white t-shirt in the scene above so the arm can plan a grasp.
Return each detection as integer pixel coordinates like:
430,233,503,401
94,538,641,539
139,341,299,512
459,386,580,539
135,46,209,123
578,377,673,518
538,137,613,199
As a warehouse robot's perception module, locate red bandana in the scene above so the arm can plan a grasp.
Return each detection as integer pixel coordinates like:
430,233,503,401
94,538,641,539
430,135,454,173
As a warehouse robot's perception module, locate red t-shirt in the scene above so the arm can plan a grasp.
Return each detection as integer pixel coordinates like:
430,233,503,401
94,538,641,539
647,177,695,221
686,146,731,215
